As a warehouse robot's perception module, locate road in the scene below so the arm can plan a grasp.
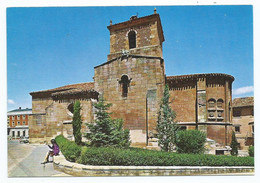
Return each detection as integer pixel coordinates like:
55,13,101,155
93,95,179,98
8,140,70,177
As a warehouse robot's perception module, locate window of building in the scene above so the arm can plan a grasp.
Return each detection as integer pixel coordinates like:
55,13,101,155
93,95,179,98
217,99,224,108
23,131,26,137
17,115,20,120
17,121,20,125
120,75,130,98
208,98,216,108
68,103,74,114
17,131,20,137
12,131,15,137
235,126,240,133
208,98,216,121
12,122,15,126
23,115,26,119
128,31,136,49
252,109,254,116
12,116,15,120
23,121,26,125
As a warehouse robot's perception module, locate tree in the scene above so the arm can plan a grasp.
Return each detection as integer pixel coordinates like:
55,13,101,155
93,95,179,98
72,101,82,145
85,97,130,147
175,130,206,154
230,130,238,156
157,84,179,152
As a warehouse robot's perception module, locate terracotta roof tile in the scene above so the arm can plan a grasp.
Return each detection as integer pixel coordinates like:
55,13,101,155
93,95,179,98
166,73,234,81
30,82,94,94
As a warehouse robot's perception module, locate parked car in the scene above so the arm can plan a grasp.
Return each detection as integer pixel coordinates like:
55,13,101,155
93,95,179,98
19,136,29,143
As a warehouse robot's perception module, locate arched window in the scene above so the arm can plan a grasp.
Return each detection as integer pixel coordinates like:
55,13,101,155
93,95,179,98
217,99,224,108
120,75,130,97
128,31,136,49
208,98,216,108
67,103,74,116
208,98,216,121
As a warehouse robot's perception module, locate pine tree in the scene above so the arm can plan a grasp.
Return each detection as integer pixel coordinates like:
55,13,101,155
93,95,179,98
230,130,238,156
72,101,82,145
85,97,130,147
157,84,179,152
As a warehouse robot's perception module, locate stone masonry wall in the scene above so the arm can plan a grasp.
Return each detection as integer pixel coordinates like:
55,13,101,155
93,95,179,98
94,56,165,147
233,106,254,150
168,81,197,122
109,20,161,56
30,97,93,143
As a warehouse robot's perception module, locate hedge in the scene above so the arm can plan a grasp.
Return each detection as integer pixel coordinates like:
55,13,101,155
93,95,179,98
55,135,82,162
56,135,254,166
77,146,254,166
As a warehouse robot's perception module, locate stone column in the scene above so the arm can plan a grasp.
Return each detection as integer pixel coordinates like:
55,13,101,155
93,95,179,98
146,89,157,147
197,78,207,134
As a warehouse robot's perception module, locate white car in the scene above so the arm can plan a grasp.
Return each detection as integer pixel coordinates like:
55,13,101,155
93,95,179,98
19,136,29,143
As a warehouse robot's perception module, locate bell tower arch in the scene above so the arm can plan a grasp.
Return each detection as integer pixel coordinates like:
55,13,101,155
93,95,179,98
107,9,165,60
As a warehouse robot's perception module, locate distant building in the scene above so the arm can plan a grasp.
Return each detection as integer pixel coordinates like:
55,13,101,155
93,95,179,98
232,97,254,150
7,107,32,139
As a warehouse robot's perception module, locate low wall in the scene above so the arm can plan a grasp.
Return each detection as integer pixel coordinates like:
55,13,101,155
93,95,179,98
53,153,254,176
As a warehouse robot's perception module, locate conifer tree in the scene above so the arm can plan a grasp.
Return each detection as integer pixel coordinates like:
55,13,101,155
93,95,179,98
85,97,130,147
230,130,239,156
72,101,82,145
157,84,179,152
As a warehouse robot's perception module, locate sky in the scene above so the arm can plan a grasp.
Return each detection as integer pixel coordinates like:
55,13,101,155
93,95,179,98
7,6,253,111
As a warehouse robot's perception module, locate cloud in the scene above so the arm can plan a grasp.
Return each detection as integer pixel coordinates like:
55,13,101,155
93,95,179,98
8,99,15,105
233,86,254,95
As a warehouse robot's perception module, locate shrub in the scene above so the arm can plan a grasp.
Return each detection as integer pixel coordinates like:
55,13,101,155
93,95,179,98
157,84,179,152
230,130,238,156
77,146,254,166
248,146,254,157
55,135,82,162
72,101,82,145
85,97,130,147
175,130,206,154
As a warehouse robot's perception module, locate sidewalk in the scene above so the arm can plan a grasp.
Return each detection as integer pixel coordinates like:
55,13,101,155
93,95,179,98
8,141,70,177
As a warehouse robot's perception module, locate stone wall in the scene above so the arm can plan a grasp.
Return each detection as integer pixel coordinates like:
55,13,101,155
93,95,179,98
108,15,163,57
30,97,94,143
94,56,165,147
168,81,197,122
167,75,233,146
233,106,254,149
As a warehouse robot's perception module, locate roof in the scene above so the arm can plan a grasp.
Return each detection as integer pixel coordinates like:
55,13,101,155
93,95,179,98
30,82,99,100
8,108,32,113
233,97,254,108
166,73,235,82
30,82,94,94
8,108,32,115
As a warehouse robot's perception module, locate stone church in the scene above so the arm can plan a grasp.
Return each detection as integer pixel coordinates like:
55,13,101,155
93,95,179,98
29,10,234,149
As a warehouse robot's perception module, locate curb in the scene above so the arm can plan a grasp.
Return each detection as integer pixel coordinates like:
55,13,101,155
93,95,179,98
53,153,254,176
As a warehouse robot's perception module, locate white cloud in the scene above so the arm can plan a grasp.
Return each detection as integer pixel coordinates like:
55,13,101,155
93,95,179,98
8,99,15,105
233,86,254,95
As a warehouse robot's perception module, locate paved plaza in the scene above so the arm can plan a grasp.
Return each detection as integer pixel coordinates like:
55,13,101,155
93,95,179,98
8,140,70,177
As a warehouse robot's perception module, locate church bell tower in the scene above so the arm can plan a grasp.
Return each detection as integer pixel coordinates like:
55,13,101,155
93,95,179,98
107,8,165,60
